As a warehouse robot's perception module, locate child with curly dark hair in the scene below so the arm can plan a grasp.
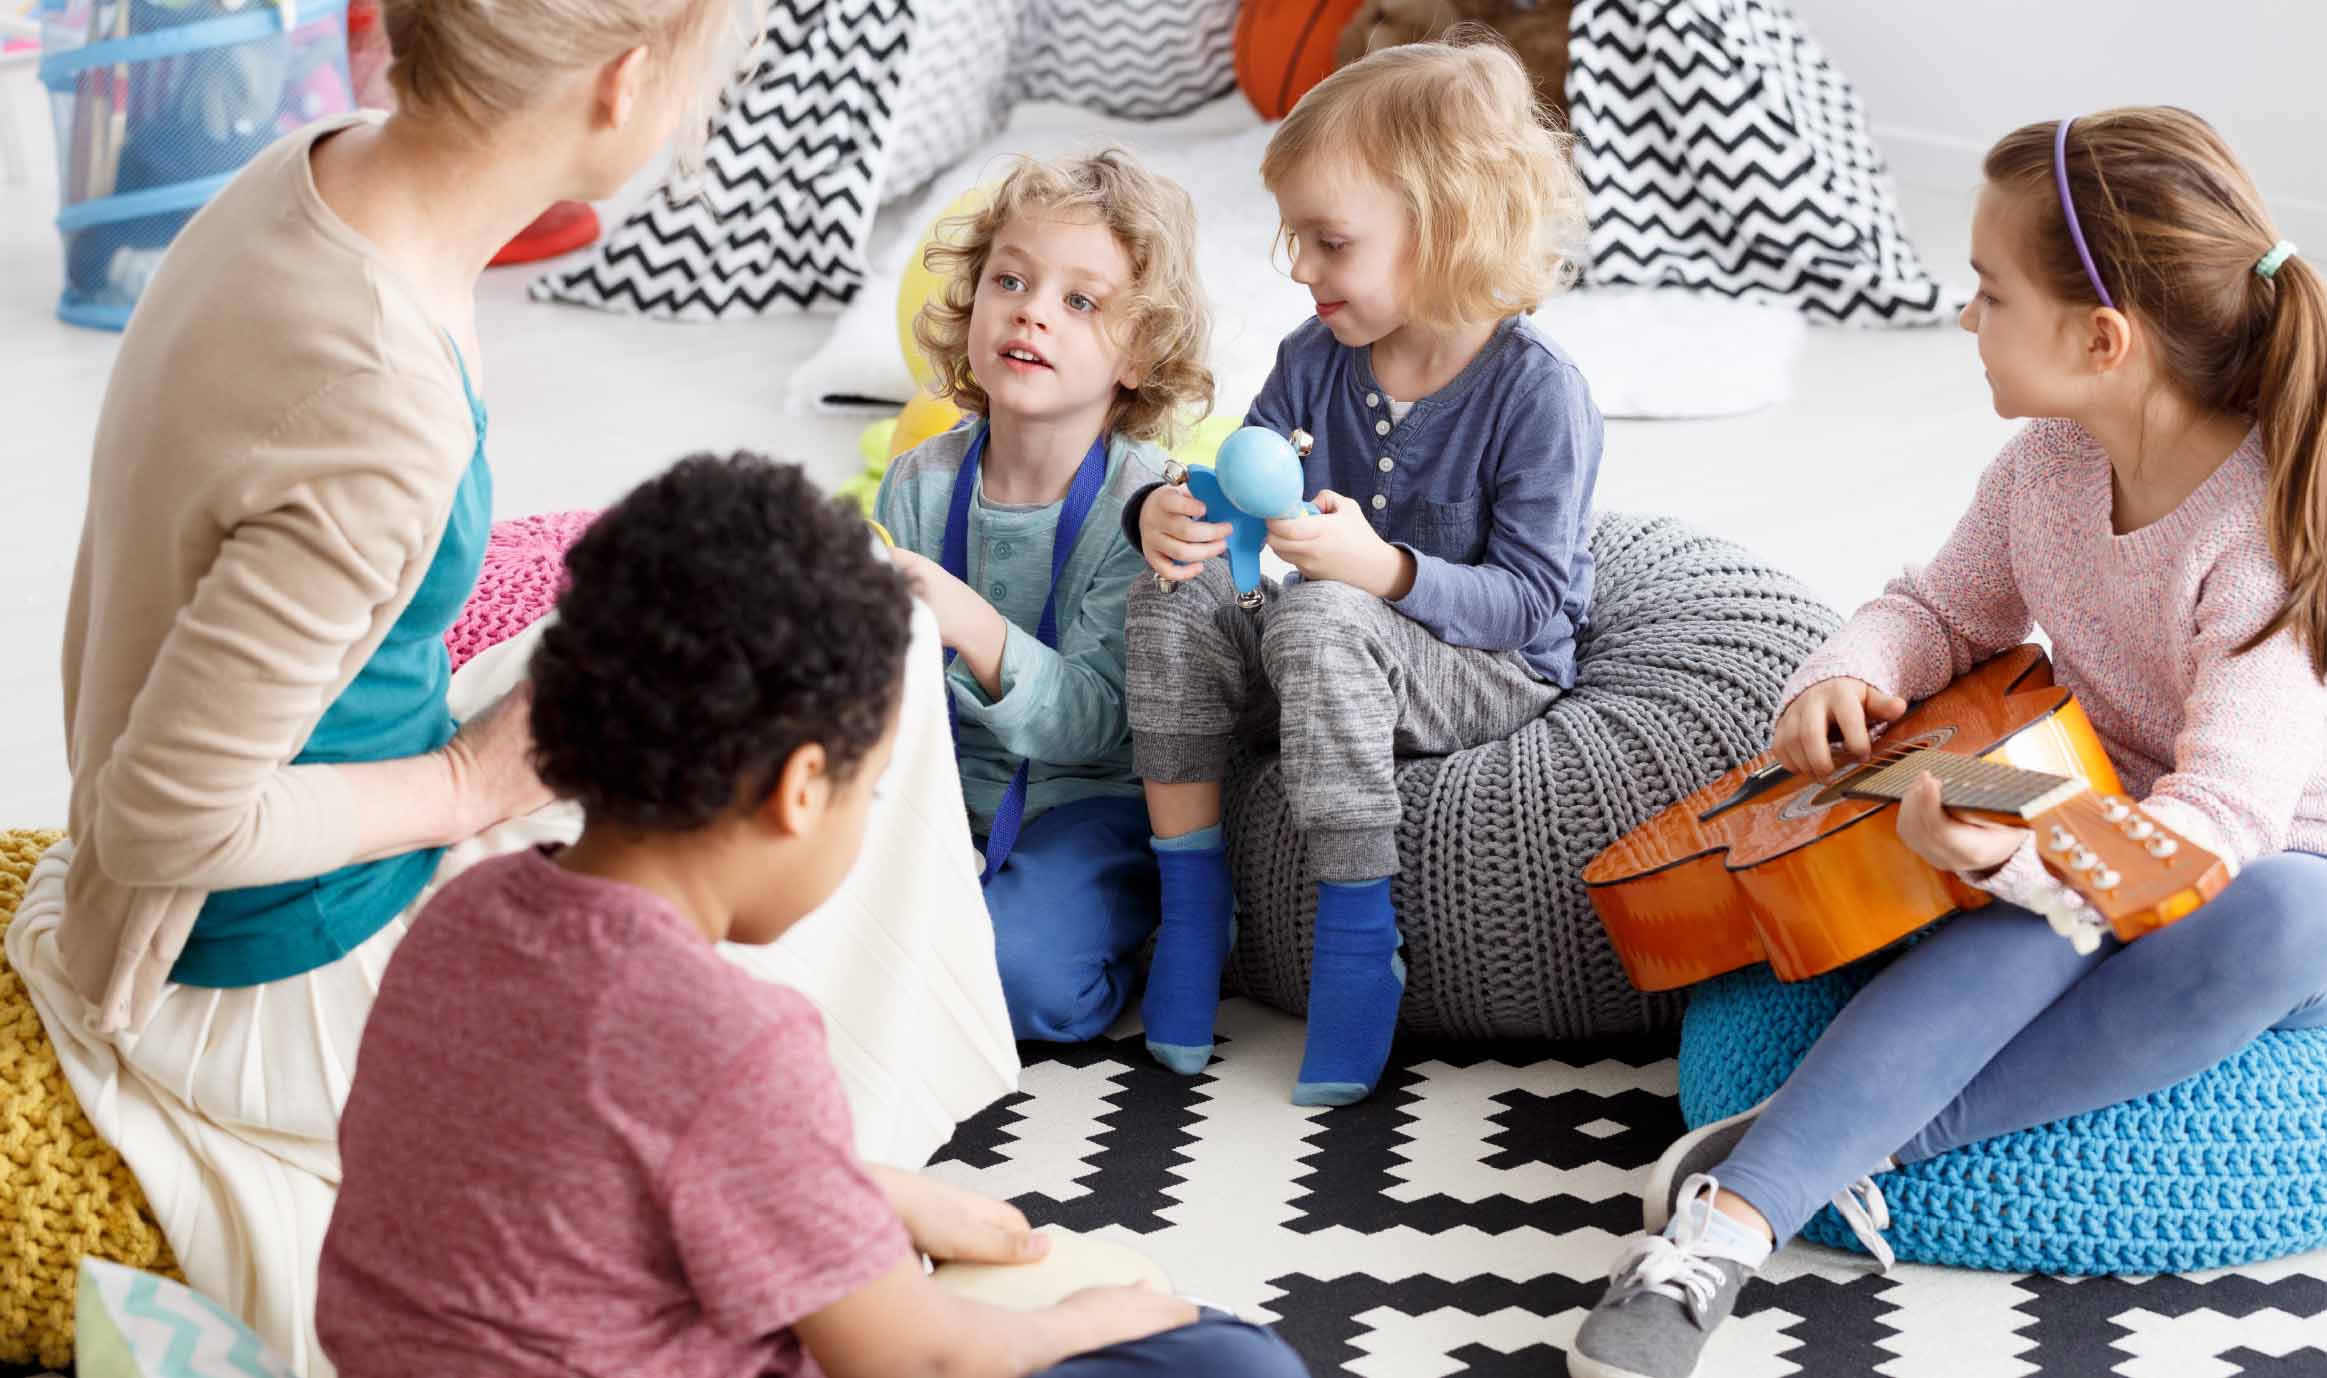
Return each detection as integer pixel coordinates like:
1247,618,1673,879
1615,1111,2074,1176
878,148,1215,1046
317,453,1307,1378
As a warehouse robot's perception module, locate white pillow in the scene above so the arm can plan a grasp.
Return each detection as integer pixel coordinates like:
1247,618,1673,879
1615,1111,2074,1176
76,1258,297,1378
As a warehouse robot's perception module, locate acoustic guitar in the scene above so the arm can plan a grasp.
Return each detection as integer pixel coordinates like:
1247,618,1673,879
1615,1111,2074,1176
1584,645,2230,992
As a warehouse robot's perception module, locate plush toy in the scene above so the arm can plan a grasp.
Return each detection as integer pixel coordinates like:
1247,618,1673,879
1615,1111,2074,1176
1164,425,1317,608
1332,0,1572,128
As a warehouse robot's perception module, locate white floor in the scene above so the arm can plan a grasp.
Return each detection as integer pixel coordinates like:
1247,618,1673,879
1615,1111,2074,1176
0,72,2013,829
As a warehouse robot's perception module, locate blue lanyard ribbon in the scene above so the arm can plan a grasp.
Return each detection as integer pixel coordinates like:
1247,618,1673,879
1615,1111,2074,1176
940,425,1109,882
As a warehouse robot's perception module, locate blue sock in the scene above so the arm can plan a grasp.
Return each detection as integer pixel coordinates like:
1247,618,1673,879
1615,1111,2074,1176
1141,827,1233,1075
1293,878,1405,1107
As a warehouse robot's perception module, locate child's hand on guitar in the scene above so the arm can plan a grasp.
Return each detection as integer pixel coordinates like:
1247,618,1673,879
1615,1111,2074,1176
1897,773,2026,875
1773,678,1911,779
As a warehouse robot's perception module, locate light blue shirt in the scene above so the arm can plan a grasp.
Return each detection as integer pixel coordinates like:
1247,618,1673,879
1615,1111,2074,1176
876,420,1161,834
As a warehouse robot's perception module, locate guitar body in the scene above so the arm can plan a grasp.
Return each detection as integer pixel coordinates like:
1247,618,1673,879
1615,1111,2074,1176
1584,646,2129,991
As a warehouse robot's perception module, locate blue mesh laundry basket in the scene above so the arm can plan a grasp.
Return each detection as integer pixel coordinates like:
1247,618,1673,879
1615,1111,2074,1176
39,0,351,329
1678,961,2327,1275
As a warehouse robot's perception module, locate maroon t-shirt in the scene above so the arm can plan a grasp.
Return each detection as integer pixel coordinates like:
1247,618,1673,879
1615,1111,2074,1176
318,848,911,1378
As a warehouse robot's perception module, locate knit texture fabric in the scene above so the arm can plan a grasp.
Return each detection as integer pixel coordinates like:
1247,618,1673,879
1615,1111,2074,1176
0,829,180,1369
442,510,598,672
1223,511,1841,1040
1681,961,2327,1274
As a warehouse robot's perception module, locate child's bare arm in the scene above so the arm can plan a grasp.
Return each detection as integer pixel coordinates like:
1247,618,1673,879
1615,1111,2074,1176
796,1256,1196,1378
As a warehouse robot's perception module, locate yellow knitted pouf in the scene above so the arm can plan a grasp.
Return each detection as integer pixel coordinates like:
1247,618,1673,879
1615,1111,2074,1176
0,829,179,1368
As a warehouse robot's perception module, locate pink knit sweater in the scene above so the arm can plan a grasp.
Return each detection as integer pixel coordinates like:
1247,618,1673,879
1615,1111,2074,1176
1780,417,2327,910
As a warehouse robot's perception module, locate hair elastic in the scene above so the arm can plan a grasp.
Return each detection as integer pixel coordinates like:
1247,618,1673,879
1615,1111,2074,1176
2053,118,2115,309
2257,240,2300,280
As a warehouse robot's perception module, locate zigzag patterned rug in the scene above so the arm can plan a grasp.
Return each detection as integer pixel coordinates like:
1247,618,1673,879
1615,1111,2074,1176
928,998,2327,1377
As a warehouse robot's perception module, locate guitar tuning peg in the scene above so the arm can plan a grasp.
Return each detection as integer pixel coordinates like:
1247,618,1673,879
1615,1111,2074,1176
2048,824,2076,851
2092,867,2121,891
2101,797,2133,823
2145,835,2179,858
2123,818,2156,841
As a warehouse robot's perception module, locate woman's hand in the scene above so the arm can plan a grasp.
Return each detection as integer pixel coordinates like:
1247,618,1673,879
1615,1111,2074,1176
1139,484,1231,582
1266,491,1414,599
442,682,554,837
1772,677,1910,779
1896,772,2026,875
869,1166,1049,1265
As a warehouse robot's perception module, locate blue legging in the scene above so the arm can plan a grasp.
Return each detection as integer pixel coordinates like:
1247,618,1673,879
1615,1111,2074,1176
982,796,1161,1043
1036,1311,1309,1376
1717,852,2327,1242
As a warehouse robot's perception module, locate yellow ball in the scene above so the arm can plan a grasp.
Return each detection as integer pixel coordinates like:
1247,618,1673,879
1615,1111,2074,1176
897,186,991,391
888,389,966,461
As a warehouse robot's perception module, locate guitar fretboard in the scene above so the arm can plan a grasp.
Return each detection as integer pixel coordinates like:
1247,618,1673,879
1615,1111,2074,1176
1841,748,2085,820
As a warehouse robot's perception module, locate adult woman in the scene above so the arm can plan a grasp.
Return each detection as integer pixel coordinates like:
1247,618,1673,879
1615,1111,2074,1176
8,0,1016,1368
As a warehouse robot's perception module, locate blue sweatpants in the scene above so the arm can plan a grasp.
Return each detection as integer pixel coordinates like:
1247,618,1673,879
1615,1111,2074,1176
982,796,1162,1043
1718,852,2327,1242
1034,1310,1309,1376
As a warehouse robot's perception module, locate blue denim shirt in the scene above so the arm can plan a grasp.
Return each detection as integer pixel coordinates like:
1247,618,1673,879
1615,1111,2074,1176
1127,315,1603,684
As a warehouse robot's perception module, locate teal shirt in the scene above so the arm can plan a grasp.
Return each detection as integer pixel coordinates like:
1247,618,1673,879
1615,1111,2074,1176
177,354,494,987
875,421,1159,835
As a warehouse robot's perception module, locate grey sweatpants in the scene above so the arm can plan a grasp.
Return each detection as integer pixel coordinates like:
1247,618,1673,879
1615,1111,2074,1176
1124,565,1561,882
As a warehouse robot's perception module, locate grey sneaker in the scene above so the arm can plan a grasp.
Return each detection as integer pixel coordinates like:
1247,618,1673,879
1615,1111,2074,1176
1570,1178,1755,1378
1641,1097,1770,1233
1642,1099,1899,1270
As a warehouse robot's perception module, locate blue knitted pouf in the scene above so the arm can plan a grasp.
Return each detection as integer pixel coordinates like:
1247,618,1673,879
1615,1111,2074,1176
1678,962,2327,1275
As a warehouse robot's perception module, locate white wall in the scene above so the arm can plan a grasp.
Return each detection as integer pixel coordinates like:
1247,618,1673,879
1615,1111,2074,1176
1789,0,2327,249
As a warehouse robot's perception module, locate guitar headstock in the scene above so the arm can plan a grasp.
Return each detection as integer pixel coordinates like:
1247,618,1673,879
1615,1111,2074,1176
2027,794,2231,944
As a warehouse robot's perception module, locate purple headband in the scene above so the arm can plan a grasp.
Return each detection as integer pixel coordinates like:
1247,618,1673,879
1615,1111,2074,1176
2054,118,2115,309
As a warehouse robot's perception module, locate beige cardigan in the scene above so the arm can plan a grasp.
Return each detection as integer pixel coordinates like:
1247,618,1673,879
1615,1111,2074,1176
61,113,477,1032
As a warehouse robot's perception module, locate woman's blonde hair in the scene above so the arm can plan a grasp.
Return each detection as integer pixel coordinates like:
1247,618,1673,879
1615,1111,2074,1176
914,149,1215,445
383,0,743,146
1260,32,1590,332
1985,108,2327,676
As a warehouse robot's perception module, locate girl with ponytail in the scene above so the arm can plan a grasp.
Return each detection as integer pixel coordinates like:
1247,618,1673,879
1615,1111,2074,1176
1568,107,2327,1378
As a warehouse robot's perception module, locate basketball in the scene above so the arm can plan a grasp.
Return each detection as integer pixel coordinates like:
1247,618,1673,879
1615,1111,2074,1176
1233,0,1367,121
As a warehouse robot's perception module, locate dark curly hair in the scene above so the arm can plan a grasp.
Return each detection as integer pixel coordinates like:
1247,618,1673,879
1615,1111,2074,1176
529,453,914,831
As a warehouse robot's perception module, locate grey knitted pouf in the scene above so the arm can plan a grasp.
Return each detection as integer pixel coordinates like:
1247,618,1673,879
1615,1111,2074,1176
1222,511,1840,1040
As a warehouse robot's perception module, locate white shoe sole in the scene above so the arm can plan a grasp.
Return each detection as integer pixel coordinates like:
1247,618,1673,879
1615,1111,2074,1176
1567,1351,1666,1378
1641,1097,1770,1234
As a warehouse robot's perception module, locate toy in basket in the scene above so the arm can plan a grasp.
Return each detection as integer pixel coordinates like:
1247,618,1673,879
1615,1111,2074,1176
1584,645,2229,992
1157,424,1318,609
40,0,353,327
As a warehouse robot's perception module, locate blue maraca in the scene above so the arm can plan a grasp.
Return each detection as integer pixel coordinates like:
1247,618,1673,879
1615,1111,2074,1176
1175,425,1318,606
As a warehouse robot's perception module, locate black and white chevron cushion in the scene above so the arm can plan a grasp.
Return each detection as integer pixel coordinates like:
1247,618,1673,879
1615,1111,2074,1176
879,0,1238,206
534,0,1242,317
1568,0,1966,325
880,0,1021,206
1013,0,1239,120
532,0,911,318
